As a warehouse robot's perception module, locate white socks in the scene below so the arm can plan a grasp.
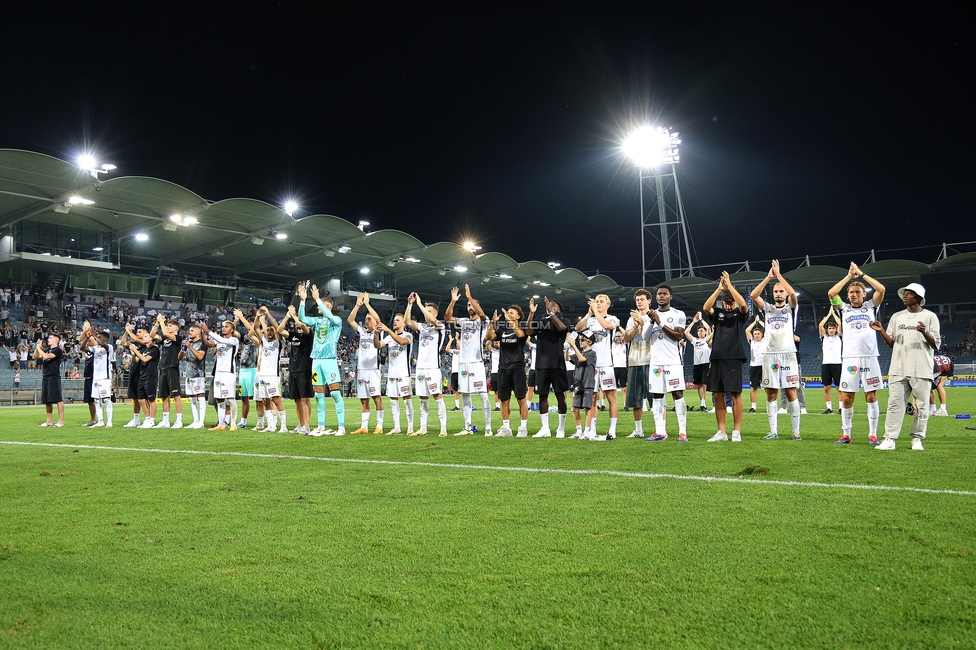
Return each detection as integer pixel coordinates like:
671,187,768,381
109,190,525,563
675,398,687,435
867,401,880,436
841,407,854,435
480,392,492,428
789,399,801,435
767,401,778,433
437,398,447,430
653,399,666,435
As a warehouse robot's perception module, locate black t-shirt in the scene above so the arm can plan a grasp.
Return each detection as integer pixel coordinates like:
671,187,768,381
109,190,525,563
83,348,94,378
139,345,160,381
158,335,181,369
533,314,568,369
286,328,313,373
42,346,63,379
495,321,527,369
708,307,748,361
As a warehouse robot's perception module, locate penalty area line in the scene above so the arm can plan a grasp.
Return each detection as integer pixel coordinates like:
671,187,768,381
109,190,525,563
2,440,974,497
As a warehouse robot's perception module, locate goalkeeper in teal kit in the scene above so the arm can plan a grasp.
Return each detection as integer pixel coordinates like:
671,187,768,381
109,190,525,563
297,282,346,435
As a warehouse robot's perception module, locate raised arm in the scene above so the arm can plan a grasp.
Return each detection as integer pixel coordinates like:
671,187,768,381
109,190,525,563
750,266,775,311
818,307,833,337
403,293,419,331
771,259,797,308
745,315,761,336
464,284,486,321
443,287,459,324
347,293,365,329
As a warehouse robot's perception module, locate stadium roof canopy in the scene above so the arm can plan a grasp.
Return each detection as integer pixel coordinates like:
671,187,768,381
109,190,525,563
0,149,969,313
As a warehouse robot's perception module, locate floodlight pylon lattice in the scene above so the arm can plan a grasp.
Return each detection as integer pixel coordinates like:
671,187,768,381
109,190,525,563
625,126,696,286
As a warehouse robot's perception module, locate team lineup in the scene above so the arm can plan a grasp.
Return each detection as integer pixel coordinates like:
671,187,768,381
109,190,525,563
33,262,942,449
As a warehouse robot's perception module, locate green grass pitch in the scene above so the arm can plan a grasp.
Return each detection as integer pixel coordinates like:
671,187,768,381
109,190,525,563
1,389,974,648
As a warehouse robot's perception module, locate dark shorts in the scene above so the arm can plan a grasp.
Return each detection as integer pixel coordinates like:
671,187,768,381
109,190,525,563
614,367,628,388
749,365,763,389
157,367,181,398
127,369,141,399
572,387,594,410
708,359,744,394
693,363,709,386
535,367,569,395
625,365,651,409
526,370,537,388
83,376,95,404
450,372,459,392
497,365,527,401
289,370,314,400
490,372,498,392
137,379,157,401
41,376,62,404
822,363,842,388
19,360,27,370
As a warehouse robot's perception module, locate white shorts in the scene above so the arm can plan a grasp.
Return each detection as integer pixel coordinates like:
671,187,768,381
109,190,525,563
839,356,884,393
91,378,112,400
458,361,488,394
649,364,685,394
356,368,382,398
254,375,281,399
596,365,617,392
414,368,442,397
213,371,237,400
184,376,206,396
386,375,412,398
761,353,800,389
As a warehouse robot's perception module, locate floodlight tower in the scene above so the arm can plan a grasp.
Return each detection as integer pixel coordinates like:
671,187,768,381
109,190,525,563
623,126,695,286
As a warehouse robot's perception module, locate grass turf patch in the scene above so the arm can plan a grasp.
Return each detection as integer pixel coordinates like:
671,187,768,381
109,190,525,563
1,389,974,648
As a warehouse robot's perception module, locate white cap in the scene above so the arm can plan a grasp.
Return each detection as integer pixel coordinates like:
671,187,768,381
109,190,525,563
897,282,926,307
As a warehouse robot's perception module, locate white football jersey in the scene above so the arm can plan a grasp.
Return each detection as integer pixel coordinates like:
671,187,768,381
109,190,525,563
585,315,619,367
762,303,796,353
259,337,281,377
649,308,687,365
821,334,843,364
693,338,711,365
383,331,413,378
415,322,444,369
456,318,487,364
840,298,879,358
357,325,379,370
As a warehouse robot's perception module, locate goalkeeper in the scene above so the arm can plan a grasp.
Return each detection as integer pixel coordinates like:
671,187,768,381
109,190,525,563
297,282,346,435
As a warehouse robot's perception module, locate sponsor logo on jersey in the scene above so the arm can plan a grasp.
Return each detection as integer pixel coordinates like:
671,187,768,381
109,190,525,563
847,365,859,373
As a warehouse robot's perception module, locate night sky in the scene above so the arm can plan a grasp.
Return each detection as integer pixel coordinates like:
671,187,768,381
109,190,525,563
2,3,973,287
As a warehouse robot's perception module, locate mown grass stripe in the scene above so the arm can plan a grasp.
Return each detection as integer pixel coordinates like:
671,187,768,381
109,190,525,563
4,439,974,497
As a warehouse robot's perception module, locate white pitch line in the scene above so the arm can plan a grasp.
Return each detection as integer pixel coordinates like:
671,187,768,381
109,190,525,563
2,440,975,497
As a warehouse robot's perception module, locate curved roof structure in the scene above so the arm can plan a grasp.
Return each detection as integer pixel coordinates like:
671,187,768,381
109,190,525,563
1,149,972,313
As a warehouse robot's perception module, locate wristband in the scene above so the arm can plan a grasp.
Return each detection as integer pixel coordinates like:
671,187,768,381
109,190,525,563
829,296,843,306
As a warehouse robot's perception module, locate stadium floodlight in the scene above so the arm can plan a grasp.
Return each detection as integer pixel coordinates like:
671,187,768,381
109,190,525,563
462,241,481,252
275,232,288,240
77,154,116,179
385,259,397,268
547,262,560,269
623,126,680,169
252,237,265,246
134,233,149,242
283,200,299,217
92,246,104,252
404,256,421,263
360,266,370,274
499,273,512,279
169,214,182,222
337,245,352,253
183,216,197,225
68,195,95,206
454,265,468,272
532,294,540,299
437,269,448,276
323,247,335,257
358,220,370,231
624,124,693,286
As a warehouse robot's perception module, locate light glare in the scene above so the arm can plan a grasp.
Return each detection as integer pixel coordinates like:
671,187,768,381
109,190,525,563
284,201,299,216
135,233,149,242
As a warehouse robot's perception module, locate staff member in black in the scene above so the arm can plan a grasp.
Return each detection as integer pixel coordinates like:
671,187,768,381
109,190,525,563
34,331,65,427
